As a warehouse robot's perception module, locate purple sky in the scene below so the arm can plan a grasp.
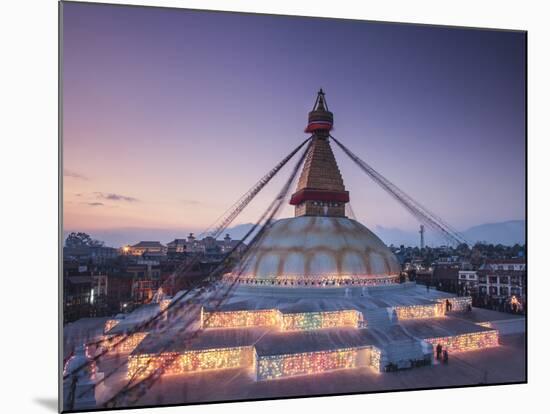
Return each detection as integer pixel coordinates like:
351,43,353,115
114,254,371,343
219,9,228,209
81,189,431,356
62,2,525,246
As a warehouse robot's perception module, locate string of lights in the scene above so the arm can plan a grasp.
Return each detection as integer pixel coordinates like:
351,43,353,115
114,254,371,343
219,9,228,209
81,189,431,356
85,251,249,404
100,138,314,408
127,347,252,379
102,223,263,404
201,136,313,240
282,310,362,331
74,196,285,402
424,330,499,353
99,332,149,354
435,297,473,312
74,277,215,402
79,137,314,355
71,132,495,409
223,274,400,286
330,135,469,247
66,137,313,386
202,309,281,329
395,304,445,320
79,210,280,402
257,349,358,380
201,309,363,331
103,319,120,334
256,345,381,380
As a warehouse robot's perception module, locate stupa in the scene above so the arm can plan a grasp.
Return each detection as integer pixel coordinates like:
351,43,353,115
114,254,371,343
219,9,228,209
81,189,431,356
105,91,500,384
227,88,400,288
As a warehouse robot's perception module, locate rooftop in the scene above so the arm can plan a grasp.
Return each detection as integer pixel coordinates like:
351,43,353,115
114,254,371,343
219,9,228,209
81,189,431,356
131,241,166,248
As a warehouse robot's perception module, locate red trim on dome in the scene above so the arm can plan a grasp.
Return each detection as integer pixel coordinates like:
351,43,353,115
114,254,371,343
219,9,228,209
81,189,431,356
305,122,333,133
290,189,349,205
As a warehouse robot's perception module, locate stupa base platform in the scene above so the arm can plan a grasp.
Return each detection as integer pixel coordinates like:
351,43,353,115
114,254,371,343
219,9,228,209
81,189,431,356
98,284,507,383
127,319,498,380
98,333,525,408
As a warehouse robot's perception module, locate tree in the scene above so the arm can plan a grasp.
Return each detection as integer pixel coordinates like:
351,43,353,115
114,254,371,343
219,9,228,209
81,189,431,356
65,232,104,248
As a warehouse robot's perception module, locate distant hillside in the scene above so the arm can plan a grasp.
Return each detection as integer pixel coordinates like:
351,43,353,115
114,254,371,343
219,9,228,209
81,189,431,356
463,220,525,245
372,220,525,247
64,219,525,249
62,228,190,247
224,220,526,247
372,226,421,247
63,224,260,248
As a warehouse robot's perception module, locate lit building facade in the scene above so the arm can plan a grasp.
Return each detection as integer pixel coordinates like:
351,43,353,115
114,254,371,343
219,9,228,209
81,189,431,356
167,233,247,258
127,241,167,256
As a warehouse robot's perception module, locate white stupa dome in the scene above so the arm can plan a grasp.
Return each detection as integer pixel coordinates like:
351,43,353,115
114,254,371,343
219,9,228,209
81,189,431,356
229,216,401,287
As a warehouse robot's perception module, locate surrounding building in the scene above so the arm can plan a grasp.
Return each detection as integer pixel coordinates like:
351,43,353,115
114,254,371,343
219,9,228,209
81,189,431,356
63,233,248,322
105,273,134,312
431,265,460,292
64,245,118,264
63,268,109,321
126,241,167,256
477,259,526,301
166,234,201,255
458,270,478,295
167,233,246,258
122,263,160,304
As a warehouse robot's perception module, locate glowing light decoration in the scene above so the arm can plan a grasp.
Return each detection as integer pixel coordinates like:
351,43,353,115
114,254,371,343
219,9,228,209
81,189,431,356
282,310,362,331
118,333,149,354
160,299,171,313
102,332,148,354
394,303,444,320
128,347,252,379
223,274,400,287
201,308,363,331
128,352,178,378
202,309,281,329
104,319,120,334
425,330,499,353
370,346,382,372
436,297,472,312
257,348,358,380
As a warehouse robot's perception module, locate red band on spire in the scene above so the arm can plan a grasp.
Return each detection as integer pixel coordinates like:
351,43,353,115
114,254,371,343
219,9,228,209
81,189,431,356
290,189,350,205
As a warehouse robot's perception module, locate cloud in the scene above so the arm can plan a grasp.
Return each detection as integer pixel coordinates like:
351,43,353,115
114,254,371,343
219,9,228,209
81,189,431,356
86,202,104,207
94,192,139,203
64,169,88,180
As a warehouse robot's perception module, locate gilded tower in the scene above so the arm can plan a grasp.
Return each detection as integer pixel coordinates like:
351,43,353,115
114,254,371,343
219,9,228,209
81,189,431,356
290,89,350,217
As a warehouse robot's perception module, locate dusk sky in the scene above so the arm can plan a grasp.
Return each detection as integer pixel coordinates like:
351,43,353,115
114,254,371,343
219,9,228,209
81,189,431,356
62,2,525,246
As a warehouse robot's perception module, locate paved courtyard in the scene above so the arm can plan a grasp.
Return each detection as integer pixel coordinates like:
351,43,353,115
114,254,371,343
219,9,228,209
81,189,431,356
96,332,525,409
